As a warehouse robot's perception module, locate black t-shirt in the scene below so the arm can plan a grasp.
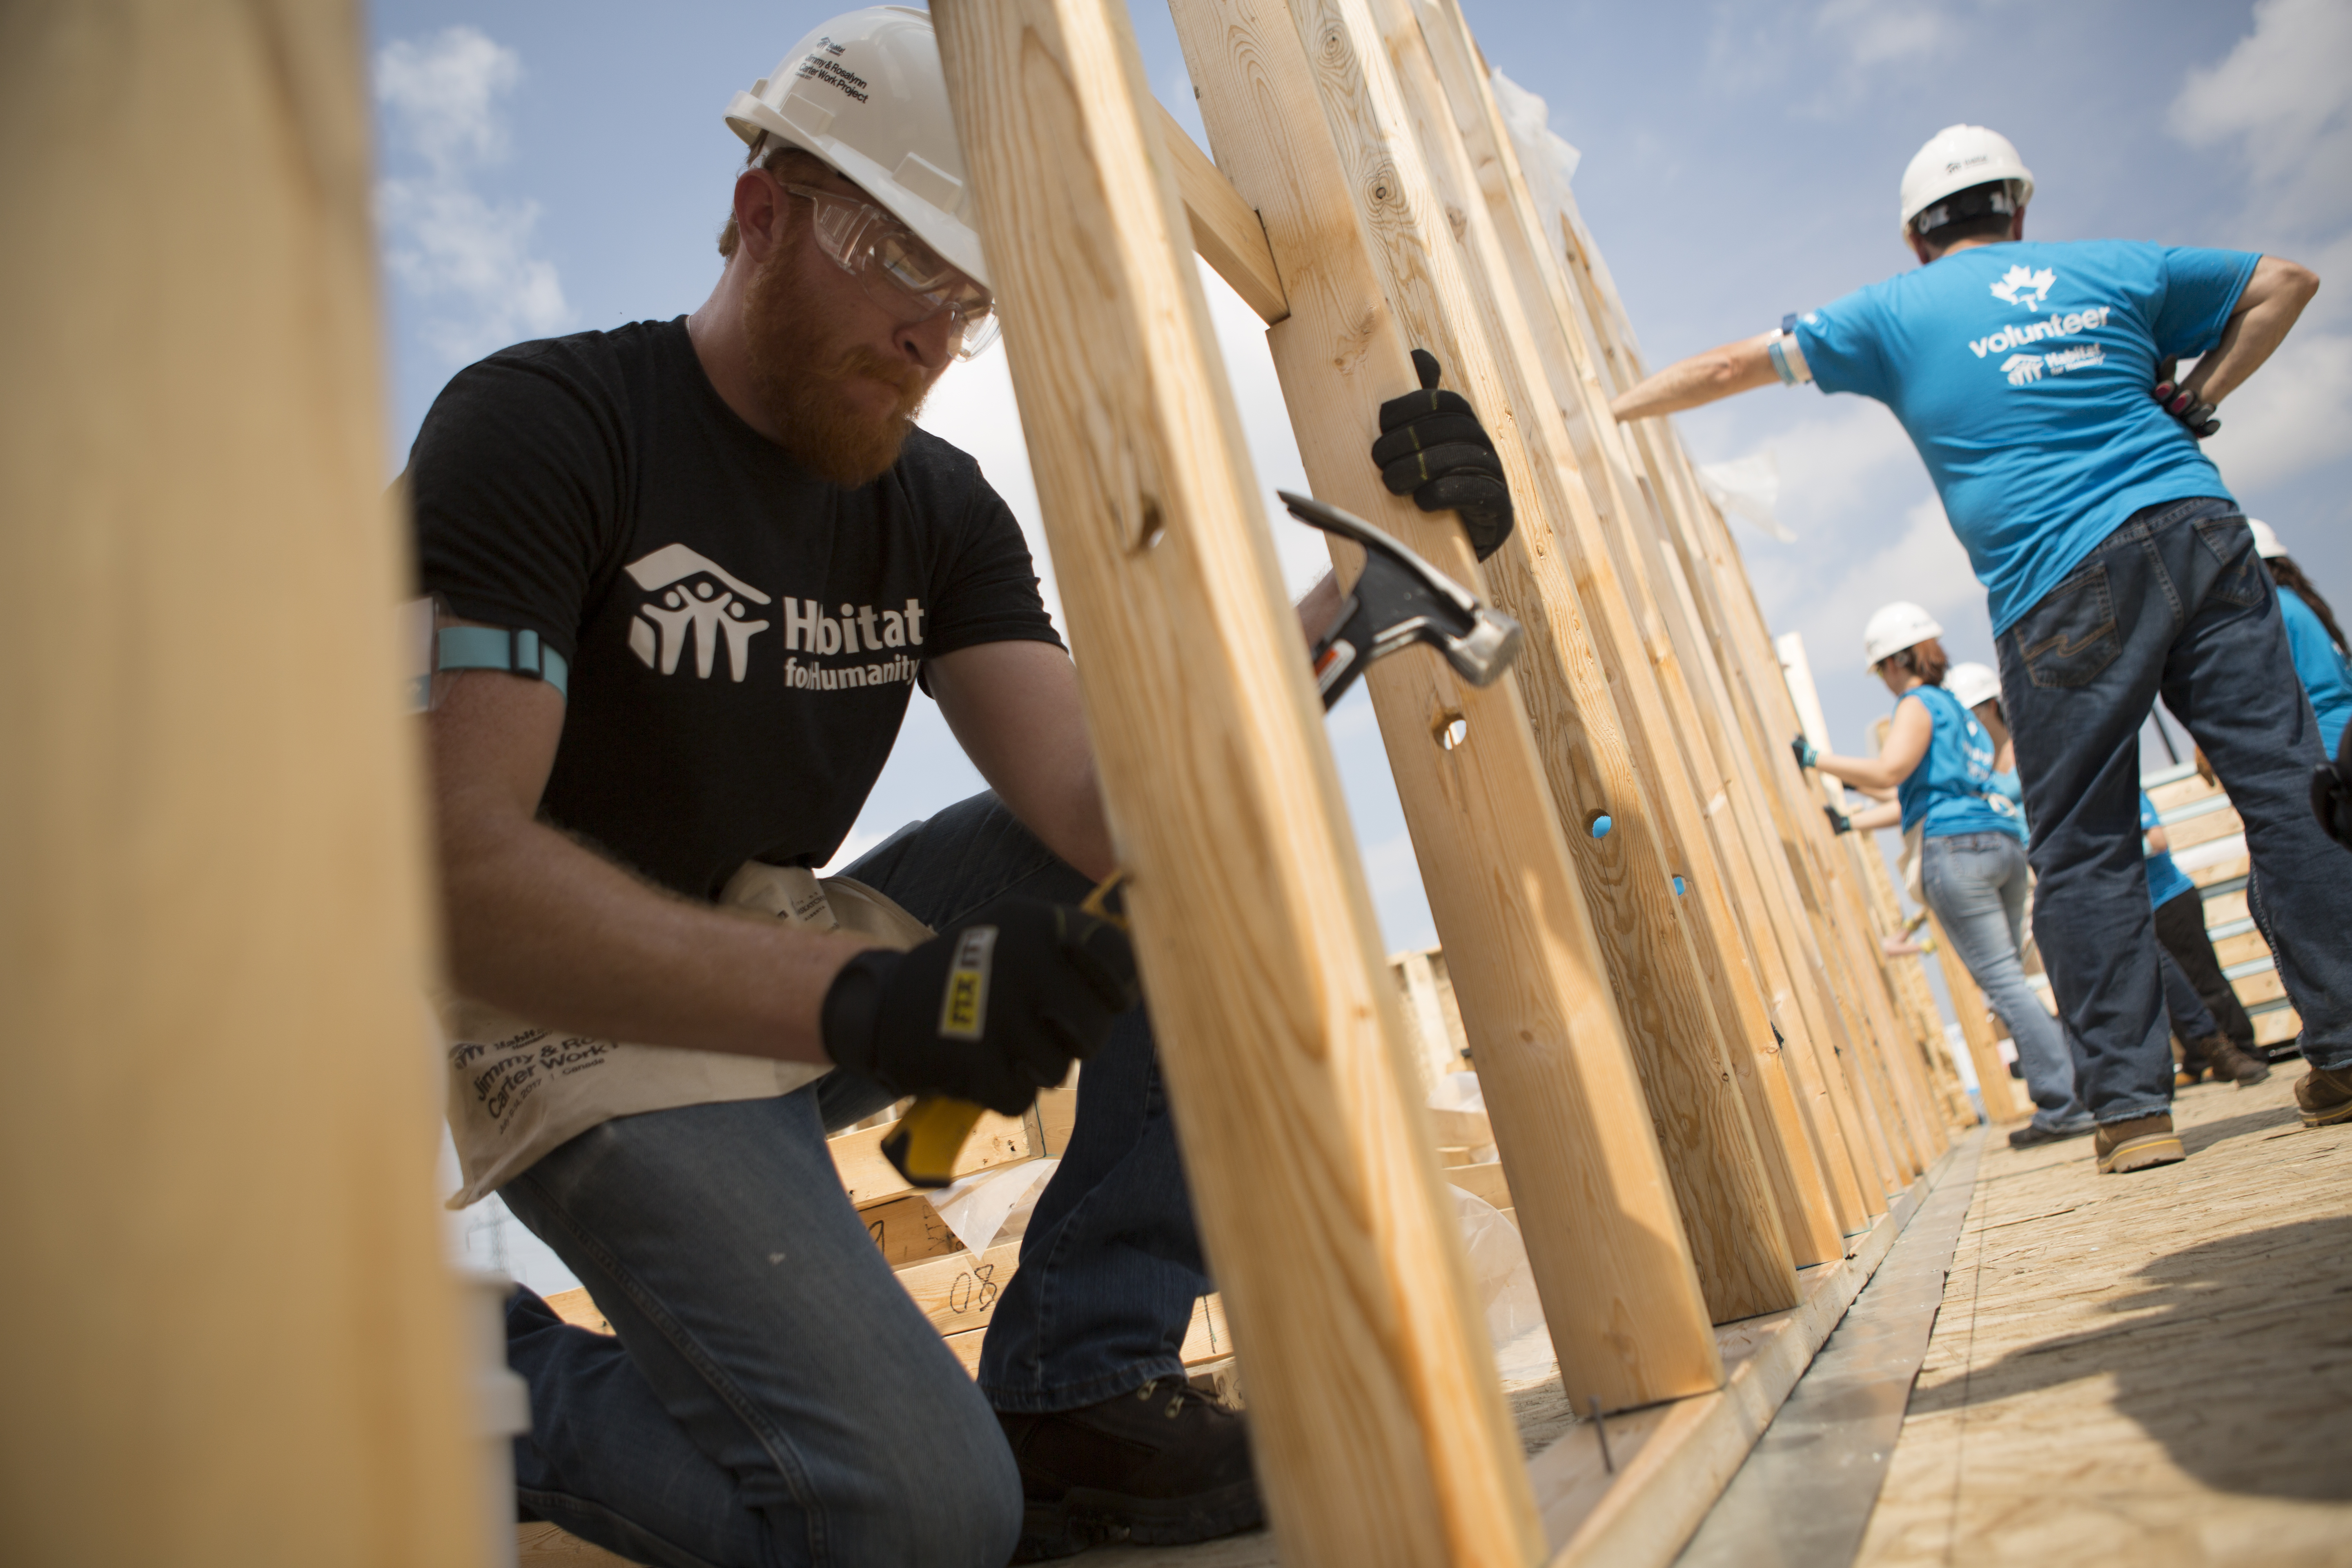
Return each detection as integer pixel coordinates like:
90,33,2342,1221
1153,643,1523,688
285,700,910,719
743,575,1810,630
409,318,1060,900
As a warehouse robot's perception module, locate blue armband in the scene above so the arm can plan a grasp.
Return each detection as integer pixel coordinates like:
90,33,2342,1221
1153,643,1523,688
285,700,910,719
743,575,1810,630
1766,323,1812,387
437,625,569,699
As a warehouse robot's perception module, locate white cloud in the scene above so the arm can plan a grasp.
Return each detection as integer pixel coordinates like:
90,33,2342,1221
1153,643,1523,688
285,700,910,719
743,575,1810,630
1778,493,1982,684
376,28,571,366
2201,330,2352,490
2168,0,2352,492
2172,0,2352,238
1813,0,1954,68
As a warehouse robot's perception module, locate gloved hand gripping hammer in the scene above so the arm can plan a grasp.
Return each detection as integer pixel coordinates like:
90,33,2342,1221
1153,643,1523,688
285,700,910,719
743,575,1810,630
1282,490,1524,710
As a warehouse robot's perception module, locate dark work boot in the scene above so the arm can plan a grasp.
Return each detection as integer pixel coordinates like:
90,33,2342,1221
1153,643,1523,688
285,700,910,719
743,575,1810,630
997,1378,1263,1559
2201,1036,2272,1087
2296,1062,2352,1128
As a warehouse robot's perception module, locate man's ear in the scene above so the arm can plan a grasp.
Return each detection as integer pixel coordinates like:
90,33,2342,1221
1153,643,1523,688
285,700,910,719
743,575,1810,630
2010,208,2027,242
732,171,789,264
1908,231,1935,266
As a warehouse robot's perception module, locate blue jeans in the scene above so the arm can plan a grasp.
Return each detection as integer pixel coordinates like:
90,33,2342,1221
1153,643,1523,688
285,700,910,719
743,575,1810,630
1998,498,2352,1125
2155,944,2221,1048
1922,831,2091,1133
499,792,1209,1567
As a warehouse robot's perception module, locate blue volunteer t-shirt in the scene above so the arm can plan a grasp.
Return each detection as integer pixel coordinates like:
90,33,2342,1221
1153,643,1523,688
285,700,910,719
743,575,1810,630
1793,240,2259,633
2279,586,2352,760
1898,684,2024,840
2140,792,2196,908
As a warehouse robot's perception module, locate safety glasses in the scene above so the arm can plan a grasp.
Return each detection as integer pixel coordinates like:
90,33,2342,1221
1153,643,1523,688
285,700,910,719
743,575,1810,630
783,183,999,360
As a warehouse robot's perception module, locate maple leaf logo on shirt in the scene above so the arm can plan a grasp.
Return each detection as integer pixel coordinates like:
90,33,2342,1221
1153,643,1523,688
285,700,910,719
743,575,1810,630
1989,265,2057,312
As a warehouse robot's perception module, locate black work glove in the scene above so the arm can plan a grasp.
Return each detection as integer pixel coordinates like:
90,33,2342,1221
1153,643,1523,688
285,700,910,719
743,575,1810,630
1371,348,1514,561
2152,359,2220,439
2314,725,2352,852
1824,803,1853,836
820,896,1140,1116
1791,733,1820,770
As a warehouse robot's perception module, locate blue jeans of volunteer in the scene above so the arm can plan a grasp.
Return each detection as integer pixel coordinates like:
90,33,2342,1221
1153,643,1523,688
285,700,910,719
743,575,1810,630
1998,497,2352,1126
1922,830,2091,1134
497,791,1210,1568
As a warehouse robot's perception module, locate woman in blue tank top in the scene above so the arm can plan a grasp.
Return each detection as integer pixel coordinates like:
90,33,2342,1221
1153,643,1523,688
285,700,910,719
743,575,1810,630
1802,603,2090,1146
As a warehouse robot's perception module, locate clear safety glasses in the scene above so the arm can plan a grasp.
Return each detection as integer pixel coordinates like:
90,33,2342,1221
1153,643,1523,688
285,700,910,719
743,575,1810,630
784,183,999,360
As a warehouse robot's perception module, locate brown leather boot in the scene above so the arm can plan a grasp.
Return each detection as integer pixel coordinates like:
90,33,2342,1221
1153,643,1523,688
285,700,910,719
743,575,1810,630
2200,1036,2272,1087
2094,1112,2185,1174
2296,1062,2352,1128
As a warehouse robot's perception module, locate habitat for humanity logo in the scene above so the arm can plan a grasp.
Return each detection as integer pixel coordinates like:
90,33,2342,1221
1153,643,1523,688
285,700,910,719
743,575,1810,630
1989,265,2056,312
624,543,771,681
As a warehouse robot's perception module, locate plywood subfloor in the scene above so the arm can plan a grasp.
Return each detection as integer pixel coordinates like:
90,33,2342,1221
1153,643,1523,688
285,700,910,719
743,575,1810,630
1855,1070,2352,1568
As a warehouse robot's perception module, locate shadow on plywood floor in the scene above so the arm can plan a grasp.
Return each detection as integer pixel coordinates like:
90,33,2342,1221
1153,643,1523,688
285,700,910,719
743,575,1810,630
1903,1213,2352,1502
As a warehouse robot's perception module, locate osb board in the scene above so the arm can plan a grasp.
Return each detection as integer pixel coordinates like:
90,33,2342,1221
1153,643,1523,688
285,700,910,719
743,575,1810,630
1856,1071,2352,1568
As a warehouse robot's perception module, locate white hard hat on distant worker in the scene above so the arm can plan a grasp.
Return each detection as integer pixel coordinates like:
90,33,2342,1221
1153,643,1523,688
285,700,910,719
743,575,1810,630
1899,125,2034,242
725,7,991,290
2249,519,2287,559
1862,601,1944,670
1944,661,2001,710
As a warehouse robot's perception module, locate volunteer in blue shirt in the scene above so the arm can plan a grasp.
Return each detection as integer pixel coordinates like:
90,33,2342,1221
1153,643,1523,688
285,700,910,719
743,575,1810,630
1803,604,2090,1145
2250,521,2351,759
2140,791,2268,1087
1614,123,2350,1157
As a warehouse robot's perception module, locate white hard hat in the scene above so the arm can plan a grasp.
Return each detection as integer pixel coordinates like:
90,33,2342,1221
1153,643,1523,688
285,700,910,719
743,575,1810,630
1945,661,2000,710
1898,125,2034,241
1862,601,1944,670
725,7,990,289
2249,519,2287,559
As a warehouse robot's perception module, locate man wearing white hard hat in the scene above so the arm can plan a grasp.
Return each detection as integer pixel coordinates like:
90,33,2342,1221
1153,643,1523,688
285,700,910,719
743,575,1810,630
405,9,1520,1564
1614,123,2351,1169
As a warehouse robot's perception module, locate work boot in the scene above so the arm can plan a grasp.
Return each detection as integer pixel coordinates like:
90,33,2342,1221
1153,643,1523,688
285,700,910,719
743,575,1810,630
2094,1112,2185,1174
2007,1118,2093,1149
2295,1062,2352,1129
998,1378,1263,1560
2199,1036,2271,1087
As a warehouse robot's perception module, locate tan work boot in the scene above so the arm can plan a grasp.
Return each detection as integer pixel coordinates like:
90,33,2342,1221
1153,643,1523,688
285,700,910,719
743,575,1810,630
2094,1113,2185,1174
2199,1036,2272,1087
2295,1063,2352,1129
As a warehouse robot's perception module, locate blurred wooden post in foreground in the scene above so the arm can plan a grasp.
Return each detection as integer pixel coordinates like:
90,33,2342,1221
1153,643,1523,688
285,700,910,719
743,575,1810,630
933,2,1544,1562
0,2,486,1564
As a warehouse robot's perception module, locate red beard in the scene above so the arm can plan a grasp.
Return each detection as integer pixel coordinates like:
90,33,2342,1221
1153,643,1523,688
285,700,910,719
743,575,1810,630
742,245,936,486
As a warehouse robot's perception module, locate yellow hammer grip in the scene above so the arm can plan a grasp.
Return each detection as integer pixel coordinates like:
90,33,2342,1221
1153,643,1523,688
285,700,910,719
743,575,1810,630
881,1095,987,1188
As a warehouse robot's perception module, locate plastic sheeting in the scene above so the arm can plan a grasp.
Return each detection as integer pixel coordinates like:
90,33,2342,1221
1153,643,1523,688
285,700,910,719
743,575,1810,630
1697,448,1797,542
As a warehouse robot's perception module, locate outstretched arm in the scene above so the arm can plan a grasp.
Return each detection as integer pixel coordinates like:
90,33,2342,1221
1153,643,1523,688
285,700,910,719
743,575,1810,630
1610,332,1780,421
1815,694,1933,794
2182,255,2319,406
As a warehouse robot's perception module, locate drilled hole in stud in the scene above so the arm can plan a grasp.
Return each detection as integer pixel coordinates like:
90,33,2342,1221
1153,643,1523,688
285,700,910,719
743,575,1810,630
1132,497,1166,555
1434,713,1469,751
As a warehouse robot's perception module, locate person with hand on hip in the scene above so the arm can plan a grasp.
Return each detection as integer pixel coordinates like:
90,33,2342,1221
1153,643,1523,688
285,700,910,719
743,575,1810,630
1617,123,2350,1163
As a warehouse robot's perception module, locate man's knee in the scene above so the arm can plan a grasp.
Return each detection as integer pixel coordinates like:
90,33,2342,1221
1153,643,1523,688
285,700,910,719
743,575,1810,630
788,1379,1022,1567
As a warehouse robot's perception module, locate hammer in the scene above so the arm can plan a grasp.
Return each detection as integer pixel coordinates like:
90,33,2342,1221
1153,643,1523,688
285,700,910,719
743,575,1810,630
1281,490,1524,710
880,497,1524,1190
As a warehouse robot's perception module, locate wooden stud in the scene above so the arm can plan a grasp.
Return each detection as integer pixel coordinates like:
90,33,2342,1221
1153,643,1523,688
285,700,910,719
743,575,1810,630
931,4,1544,1561
1155,98,1291,323
1175,0,1796,1361
1252,0,1805,1323
1352,0,1815,1315
1167,0,1728,1408
0,2,486,1563
1405,0,1849,1269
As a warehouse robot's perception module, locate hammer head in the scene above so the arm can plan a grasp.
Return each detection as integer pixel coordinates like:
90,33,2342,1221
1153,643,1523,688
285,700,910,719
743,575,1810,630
1281,490,1523,704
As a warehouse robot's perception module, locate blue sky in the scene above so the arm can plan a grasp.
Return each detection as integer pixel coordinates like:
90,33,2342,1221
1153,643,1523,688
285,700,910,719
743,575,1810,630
374,0,2349,1283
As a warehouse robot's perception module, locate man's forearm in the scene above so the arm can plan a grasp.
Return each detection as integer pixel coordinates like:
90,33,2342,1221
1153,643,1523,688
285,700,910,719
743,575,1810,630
2185,257,2319,406
1610,333,1780,420
438,806,864,1064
